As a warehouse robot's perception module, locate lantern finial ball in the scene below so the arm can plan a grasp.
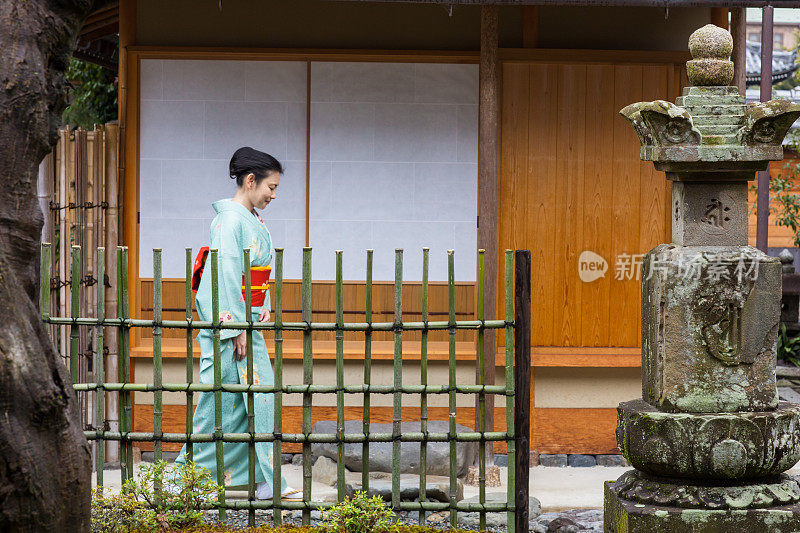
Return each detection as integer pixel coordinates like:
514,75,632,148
686,24,735,86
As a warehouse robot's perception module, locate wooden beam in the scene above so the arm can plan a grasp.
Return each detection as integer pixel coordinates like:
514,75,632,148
522,6,538,48
731,8,747,95
478,5,498,458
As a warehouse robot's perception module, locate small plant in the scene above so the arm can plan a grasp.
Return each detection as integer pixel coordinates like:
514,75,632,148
320,491,400,533
91,460,222,532
778,323,800,368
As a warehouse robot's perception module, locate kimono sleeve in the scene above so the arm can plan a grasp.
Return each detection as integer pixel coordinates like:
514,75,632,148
211,212,248,341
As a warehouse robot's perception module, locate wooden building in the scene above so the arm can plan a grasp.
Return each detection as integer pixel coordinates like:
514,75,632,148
110,0,743,456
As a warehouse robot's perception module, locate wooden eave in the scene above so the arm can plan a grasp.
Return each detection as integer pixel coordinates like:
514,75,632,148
336,0,800,6
74,2,119,69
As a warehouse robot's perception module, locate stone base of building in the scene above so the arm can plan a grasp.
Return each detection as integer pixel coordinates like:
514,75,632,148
604,479,800,533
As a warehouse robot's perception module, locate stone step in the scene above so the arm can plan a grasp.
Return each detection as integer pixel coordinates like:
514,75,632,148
778,386,800,404
682,86,740,97
677,94,745,106
683,104,747,116
696,124,741,136
344,471,464,503
691,114,744,126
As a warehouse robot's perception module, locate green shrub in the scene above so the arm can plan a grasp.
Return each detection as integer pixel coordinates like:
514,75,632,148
778,323,800,367
320,491,399,533
91,460,222,532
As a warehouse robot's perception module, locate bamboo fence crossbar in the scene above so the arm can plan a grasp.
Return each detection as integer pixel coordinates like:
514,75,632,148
40,243,531,533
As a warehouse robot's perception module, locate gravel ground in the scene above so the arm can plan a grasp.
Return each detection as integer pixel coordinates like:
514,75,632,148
200,507,603,532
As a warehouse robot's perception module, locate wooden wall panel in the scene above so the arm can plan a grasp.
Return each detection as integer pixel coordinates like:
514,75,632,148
610,65,643,347
555,65,586,346
581,64,615,347
527,64,558,345
532,407,620,454
499,59,679,348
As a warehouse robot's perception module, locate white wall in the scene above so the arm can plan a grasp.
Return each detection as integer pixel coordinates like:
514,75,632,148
139,59,477,282
139,59,308,278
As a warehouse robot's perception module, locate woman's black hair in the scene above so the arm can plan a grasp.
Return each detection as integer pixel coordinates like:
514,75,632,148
229,147,284,186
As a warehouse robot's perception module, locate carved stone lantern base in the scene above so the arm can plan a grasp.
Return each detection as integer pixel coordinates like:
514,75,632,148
604,481,800,533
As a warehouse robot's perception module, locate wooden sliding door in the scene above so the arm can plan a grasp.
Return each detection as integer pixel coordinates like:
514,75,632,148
500,57,683,351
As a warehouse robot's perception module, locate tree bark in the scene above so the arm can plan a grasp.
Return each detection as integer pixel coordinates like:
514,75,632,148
0,1,106,530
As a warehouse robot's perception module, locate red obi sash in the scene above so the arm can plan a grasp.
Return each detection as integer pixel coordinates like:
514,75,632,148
192,246,271,307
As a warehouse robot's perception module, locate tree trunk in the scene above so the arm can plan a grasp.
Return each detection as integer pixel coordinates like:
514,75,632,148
0,1,106,530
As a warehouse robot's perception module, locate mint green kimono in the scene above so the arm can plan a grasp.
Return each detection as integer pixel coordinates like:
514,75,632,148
175,199,287,492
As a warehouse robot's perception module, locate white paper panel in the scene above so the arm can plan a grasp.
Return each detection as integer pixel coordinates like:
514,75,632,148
309,62,478,282
139,59,307,278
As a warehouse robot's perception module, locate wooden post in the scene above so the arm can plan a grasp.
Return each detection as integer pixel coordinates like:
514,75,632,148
478,4,498,461
513,250,531,533
119,0,136,344
757,6,773,253
710,7,729,30
731,8,747,95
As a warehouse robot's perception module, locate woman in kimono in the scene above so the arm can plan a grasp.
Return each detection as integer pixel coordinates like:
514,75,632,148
174,147,298,500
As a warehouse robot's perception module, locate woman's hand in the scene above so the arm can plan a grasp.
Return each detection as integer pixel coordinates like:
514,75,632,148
233,332,247,361
233,309,269,361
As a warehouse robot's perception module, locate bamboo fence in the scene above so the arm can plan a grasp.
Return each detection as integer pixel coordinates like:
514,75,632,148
40,244,532,533
40,123,121,463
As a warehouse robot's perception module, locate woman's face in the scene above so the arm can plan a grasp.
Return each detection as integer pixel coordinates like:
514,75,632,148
244,171,280,210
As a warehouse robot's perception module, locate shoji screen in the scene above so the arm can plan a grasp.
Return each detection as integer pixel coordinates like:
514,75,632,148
309,62,478,282
138,58,478,282
138,59,307,278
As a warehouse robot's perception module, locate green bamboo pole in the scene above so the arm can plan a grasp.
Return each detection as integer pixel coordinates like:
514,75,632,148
40,243,51,321
448,250,457,527
392,249,403,512
335,250,345,501
362,250,373,492
75,382,508,395
210,250,226,521
116,247,126,483
70,245,80,386
185,249,194,463
420,247,429,526
118,247,133,483
477,249,486,531
153,250,163,464
273,249,284,526
244,249,255,527
95,247,105,491
47,316,507,331
82,429,511,443
301,247,312,525
68,497,507,513
505,250,516,532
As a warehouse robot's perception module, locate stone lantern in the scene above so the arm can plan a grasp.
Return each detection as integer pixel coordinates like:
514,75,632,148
605,24,800,531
